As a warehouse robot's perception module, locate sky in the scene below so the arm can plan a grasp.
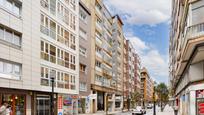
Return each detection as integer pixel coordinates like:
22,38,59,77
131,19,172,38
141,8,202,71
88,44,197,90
104,0,171,84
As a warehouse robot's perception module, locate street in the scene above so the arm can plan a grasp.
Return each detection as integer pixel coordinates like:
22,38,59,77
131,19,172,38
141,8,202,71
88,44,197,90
120,105,174,115
79,105,174,115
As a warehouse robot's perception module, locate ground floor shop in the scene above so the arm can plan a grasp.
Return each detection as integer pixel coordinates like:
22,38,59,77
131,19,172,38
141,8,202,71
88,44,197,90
89,86,123,114
0,88,78,115
173,83,204,115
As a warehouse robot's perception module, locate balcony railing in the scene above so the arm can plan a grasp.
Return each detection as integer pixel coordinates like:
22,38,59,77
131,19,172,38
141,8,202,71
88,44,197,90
95,6,102,17
95,36,103,46
96,52,103,59
182,22,204,47
96,22,103,31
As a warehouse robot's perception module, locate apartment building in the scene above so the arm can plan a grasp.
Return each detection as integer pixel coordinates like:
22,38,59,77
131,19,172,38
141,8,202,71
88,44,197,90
78,1,91,114
0,0,79,115
123,38,129,110
169,0,204,114
123,40,136,108
79,0,115,113
133,53,141,94
141,67,154,106
112,15,124,111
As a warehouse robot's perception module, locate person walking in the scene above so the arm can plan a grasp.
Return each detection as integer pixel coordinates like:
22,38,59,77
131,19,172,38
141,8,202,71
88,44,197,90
0,102,8,115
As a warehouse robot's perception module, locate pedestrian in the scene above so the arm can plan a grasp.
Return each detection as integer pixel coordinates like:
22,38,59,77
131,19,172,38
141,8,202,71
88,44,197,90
0,102,8,115
173,105,178,115
5,105,12,115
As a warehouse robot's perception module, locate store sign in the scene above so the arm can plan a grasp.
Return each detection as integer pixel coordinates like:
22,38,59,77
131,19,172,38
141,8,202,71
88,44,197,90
86,96,90,113
196,90,204,98
58,96,63,109
197,90,204,115
198,101,204,115
64,97,72,105
89,94,97,99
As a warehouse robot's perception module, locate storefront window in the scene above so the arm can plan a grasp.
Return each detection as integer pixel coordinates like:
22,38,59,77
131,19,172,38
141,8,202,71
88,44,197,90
0,94,25,115
36,95,50,115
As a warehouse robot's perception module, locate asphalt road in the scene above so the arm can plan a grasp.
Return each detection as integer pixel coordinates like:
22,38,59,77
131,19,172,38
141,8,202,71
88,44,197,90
119,105,174,115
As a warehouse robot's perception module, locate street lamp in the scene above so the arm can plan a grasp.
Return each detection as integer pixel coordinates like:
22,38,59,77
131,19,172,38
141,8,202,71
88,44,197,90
50,71,55,115
153,86,156,115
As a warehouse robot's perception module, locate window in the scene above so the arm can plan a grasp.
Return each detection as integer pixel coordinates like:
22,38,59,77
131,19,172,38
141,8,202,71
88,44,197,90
0,26,21,47
57,1,69,24
0,61,3,72
79,10,87,23
70,33,76,50
13,33,21,46
41,41,56,63
80,63,86,73
70,75,76,90
96,74,102,82
41,40,76,70
79,46,86,57
96,2,102,11
80,82,87,91
0,27,4,39
96,46,101,53
70,54,76,70
1,0,21,16
0,60,21,80
5,30,12,43
70,0,76,10
41,66,74,89
40,0,56,15
79,28,87,40
95,60,101,68
13,2,20,16
70,13,76,30
40,14,56,39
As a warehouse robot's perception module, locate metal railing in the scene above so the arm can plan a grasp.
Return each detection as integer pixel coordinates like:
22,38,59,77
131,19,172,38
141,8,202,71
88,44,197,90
182,22,204,48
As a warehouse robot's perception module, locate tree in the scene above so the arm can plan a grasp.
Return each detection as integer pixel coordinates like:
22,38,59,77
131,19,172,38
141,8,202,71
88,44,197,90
131,91,142,108
155,83,169,112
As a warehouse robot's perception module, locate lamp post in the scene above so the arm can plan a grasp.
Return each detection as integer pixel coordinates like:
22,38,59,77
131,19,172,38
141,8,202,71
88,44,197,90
50,71,55,115
153,86,156,115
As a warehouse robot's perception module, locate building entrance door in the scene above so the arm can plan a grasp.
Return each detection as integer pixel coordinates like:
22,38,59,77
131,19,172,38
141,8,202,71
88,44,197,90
97,92,104,111
36,95,50,115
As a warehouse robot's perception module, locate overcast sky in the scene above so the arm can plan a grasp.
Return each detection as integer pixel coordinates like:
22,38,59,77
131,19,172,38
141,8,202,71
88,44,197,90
104,0,171,84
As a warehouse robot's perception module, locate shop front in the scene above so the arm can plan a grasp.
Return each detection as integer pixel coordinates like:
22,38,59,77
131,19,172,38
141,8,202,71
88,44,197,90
0,88,31,115
58,94,78,115
115,95,122,111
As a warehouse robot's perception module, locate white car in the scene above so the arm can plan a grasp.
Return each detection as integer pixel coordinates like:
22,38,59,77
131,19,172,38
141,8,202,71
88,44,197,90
132,106,146,115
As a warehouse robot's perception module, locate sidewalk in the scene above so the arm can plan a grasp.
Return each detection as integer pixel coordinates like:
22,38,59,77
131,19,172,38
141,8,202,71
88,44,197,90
157,105,174,115
79,110,123,115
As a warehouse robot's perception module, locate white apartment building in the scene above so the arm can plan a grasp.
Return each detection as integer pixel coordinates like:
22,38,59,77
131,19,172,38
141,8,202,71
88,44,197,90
0,0,79,115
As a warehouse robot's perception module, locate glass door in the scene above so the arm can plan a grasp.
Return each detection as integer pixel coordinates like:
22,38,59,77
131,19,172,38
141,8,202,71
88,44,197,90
37,95,50,115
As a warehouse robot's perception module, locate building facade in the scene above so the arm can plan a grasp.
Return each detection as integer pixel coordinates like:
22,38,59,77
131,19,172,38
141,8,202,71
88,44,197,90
79,0,116,114
112,15,124,111
169,0,204,115
78,1,91,114
0,0,79,114
133,53,141,94
141,67,154,106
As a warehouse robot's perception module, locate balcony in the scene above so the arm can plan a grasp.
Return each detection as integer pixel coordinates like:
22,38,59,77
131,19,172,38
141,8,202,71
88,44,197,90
177,22,204,76
102,64,112,78
95,6,103,18
103,52,112,66
96,22,103,32
96,52,103,59
95,36,103,46
95,66,102,73
103,41,112,55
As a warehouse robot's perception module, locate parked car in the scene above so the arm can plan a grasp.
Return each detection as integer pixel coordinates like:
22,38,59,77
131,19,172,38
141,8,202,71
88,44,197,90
147,104,153,109
132,106,146,115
